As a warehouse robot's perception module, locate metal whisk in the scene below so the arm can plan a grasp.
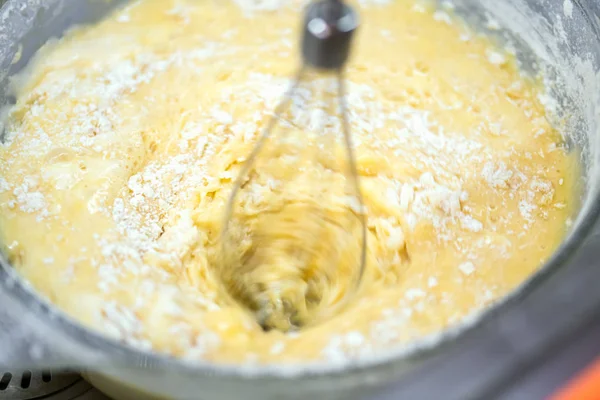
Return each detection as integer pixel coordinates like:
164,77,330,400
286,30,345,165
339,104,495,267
219,0,366,332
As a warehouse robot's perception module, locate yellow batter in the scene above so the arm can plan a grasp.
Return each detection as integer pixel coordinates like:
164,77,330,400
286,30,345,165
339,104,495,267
0,0,577,364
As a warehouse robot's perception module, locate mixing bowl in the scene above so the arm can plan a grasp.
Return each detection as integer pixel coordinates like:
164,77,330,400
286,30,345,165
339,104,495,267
2,0,600,399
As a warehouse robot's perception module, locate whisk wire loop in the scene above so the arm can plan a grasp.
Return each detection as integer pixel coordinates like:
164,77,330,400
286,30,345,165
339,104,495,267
218,0,366,332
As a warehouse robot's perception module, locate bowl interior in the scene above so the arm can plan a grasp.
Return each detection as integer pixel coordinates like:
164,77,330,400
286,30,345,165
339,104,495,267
0,0,600,389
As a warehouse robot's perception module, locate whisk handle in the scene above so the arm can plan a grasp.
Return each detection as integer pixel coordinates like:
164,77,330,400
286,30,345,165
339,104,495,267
302,0,359,71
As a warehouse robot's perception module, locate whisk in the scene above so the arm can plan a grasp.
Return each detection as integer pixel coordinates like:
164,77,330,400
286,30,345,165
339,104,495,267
219,0,367,332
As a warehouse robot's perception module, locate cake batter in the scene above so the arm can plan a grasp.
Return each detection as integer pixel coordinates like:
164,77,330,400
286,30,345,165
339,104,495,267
0,0,577,364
